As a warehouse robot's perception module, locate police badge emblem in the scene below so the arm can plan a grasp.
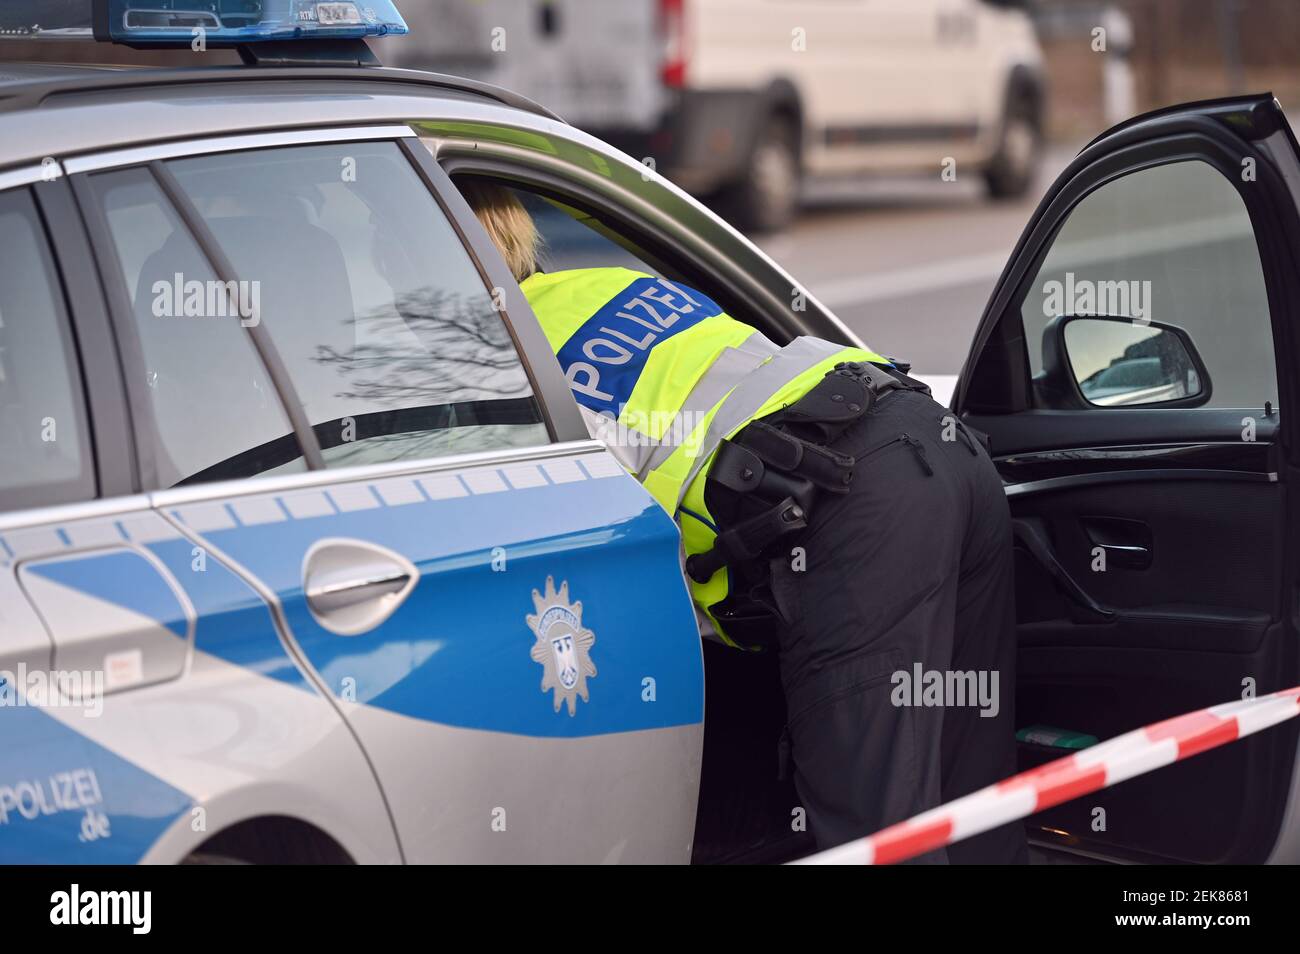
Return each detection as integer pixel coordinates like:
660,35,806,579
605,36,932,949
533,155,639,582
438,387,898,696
526,576,597,716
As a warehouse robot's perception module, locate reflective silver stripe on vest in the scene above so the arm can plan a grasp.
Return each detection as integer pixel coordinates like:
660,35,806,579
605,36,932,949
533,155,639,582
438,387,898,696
675,336,858,510
637,330,780,476
579,406,650,475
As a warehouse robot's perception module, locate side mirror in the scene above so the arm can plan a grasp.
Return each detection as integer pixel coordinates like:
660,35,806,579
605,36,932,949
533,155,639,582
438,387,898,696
1039,315,1212,409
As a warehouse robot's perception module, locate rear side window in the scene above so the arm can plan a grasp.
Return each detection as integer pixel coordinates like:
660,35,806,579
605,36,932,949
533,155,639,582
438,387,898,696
165,141,547,468
87,168,306,488
0,188,94,509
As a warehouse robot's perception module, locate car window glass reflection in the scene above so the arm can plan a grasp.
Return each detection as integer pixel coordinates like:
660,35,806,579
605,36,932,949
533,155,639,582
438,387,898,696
167,142,548,468
91,168,305,488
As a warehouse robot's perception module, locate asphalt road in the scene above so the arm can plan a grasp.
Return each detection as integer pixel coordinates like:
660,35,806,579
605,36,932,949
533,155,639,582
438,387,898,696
757,146,1080,405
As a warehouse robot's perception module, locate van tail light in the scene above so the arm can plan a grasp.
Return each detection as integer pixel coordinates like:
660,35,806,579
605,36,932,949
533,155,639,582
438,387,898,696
660,0,688,89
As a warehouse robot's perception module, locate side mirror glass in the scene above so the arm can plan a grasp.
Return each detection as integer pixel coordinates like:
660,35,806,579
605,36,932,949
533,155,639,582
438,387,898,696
1040,315,1212,408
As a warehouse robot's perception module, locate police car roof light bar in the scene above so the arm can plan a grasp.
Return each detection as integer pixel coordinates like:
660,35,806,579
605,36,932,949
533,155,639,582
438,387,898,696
0,2,407,50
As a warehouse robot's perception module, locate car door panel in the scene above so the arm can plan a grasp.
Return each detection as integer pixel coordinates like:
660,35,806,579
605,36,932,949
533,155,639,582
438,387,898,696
968,409,1280,456
0,691,193,864
1016,482,1282,621
1016,640,1294,863
166,445,706,863
97,131,708,863
956,96,1300,863
2,505,400,864
19,546,193,693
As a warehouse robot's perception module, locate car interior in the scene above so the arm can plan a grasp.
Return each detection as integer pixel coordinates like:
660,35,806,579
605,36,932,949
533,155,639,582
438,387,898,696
451,162,1300,865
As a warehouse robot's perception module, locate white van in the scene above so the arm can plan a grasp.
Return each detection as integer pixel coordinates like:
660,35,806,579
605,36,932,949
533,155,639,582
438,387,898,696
377,0,1045,230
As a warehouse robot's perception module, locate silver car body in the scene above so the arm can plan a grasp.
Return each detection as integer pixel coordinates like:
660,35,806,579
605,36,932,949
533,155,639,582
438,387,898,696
0,65,801,864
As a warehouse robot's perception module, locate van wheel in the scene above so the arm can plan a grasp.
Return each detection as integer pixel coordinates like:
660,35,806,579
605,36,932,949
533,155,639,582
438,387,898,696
983,94,1040,200
718,116,800,234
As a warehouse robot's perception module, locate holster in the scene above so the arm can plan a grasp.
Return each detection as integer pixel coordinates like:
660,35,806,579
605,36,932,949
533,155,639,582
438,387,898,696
686,361,918,637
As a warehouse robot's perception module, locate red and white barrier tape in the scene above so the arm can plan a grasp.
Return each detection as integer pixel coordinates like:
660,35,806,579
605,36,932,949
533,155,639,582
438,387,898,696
795,684,1300,865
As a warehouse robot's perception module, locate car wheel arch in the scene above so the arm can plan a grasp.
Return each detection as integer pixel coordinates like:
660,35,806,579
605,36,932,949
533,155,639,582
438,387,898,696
142,786,400,865
183,815,356,866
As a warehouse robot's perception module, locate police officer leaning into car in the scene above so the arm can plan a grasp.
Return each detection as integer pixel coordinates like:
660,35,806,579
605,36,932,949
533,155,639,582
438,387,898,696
462,181,1027,864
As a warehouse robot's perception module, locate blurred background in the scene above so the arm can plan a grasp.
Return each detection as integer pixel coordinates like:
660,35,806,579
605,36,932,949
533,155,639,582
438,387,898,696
4,0,1298,394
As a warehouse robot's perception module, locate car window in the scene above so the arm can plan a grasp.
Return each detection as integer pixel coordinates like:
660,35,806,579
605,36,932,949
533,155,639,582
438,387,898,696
449,174,762,336
0,188,94,509
515,189,656,274
164,141,548,468
88,167,306,488
1020,160,1276,409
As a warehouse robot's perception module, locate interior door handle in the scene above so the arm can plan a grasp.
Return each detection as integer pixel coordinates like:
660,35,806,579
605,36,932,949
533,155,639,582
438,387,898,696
1095,543,1151,562
1080,516,1153,570
303,539,419,636
1011,519,1115,623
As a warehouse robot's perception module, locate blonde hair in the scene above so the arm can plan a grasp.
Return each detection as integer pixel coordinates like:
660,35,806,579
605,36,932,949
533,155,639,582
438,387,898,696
460,180,540,282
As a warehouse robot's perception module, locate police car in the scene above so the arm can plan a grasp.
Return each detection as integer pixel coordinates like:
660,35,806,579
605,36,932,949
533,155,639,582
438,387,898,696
0,1,1298,865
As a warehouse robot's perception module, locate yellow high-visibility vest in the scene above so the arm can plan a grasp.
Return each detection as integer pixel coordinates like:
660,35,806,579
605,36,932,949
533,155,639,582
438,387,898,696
522,267,890,646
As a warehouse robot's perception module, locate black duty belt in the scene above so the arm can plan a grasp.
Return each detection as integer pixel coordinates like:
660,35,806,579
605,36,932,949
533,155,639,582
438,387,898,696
685,360,922,590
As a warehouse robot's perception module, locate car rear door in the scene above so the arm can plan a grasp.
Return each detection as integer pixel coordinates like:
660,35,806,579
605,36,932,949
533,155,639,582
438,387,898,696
0,164,398,866
72,127,705,864
955,95,1300,863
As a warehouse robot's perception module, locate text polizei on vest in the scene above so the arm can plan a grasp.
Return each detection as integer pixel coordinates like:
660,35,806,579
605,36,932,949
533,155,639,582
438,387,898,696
564,279,709,405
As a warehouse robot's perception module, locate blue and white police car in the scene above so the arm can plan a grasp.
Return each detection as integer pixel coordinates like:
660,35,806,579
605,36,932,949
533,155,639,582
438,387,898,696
2,1,1300,865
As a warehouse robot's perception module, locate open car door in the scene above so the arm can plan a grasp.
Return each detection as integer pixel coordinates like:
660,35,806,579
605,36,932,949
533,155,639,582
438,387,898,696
955,94,1300,864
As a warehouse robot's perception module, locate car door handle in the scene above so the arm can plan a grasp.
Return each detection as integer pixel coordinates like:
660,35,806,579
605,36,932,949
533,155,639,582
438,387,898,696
1095,543,1150,559
303,539,419,636
1080,516,1153,570
1011,518,1115,623
307,568,411,612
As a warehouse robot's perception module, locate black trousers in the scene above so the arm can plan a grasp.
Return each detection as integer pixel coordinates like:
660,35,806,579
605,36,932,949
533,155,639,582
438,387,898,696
768,387,1028,863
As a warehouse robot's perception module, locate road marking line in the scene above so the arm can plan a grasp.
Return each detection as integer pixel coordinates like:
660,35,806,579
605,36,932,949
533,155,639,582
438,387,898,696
815,252,1008,308
813,212,1250,310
